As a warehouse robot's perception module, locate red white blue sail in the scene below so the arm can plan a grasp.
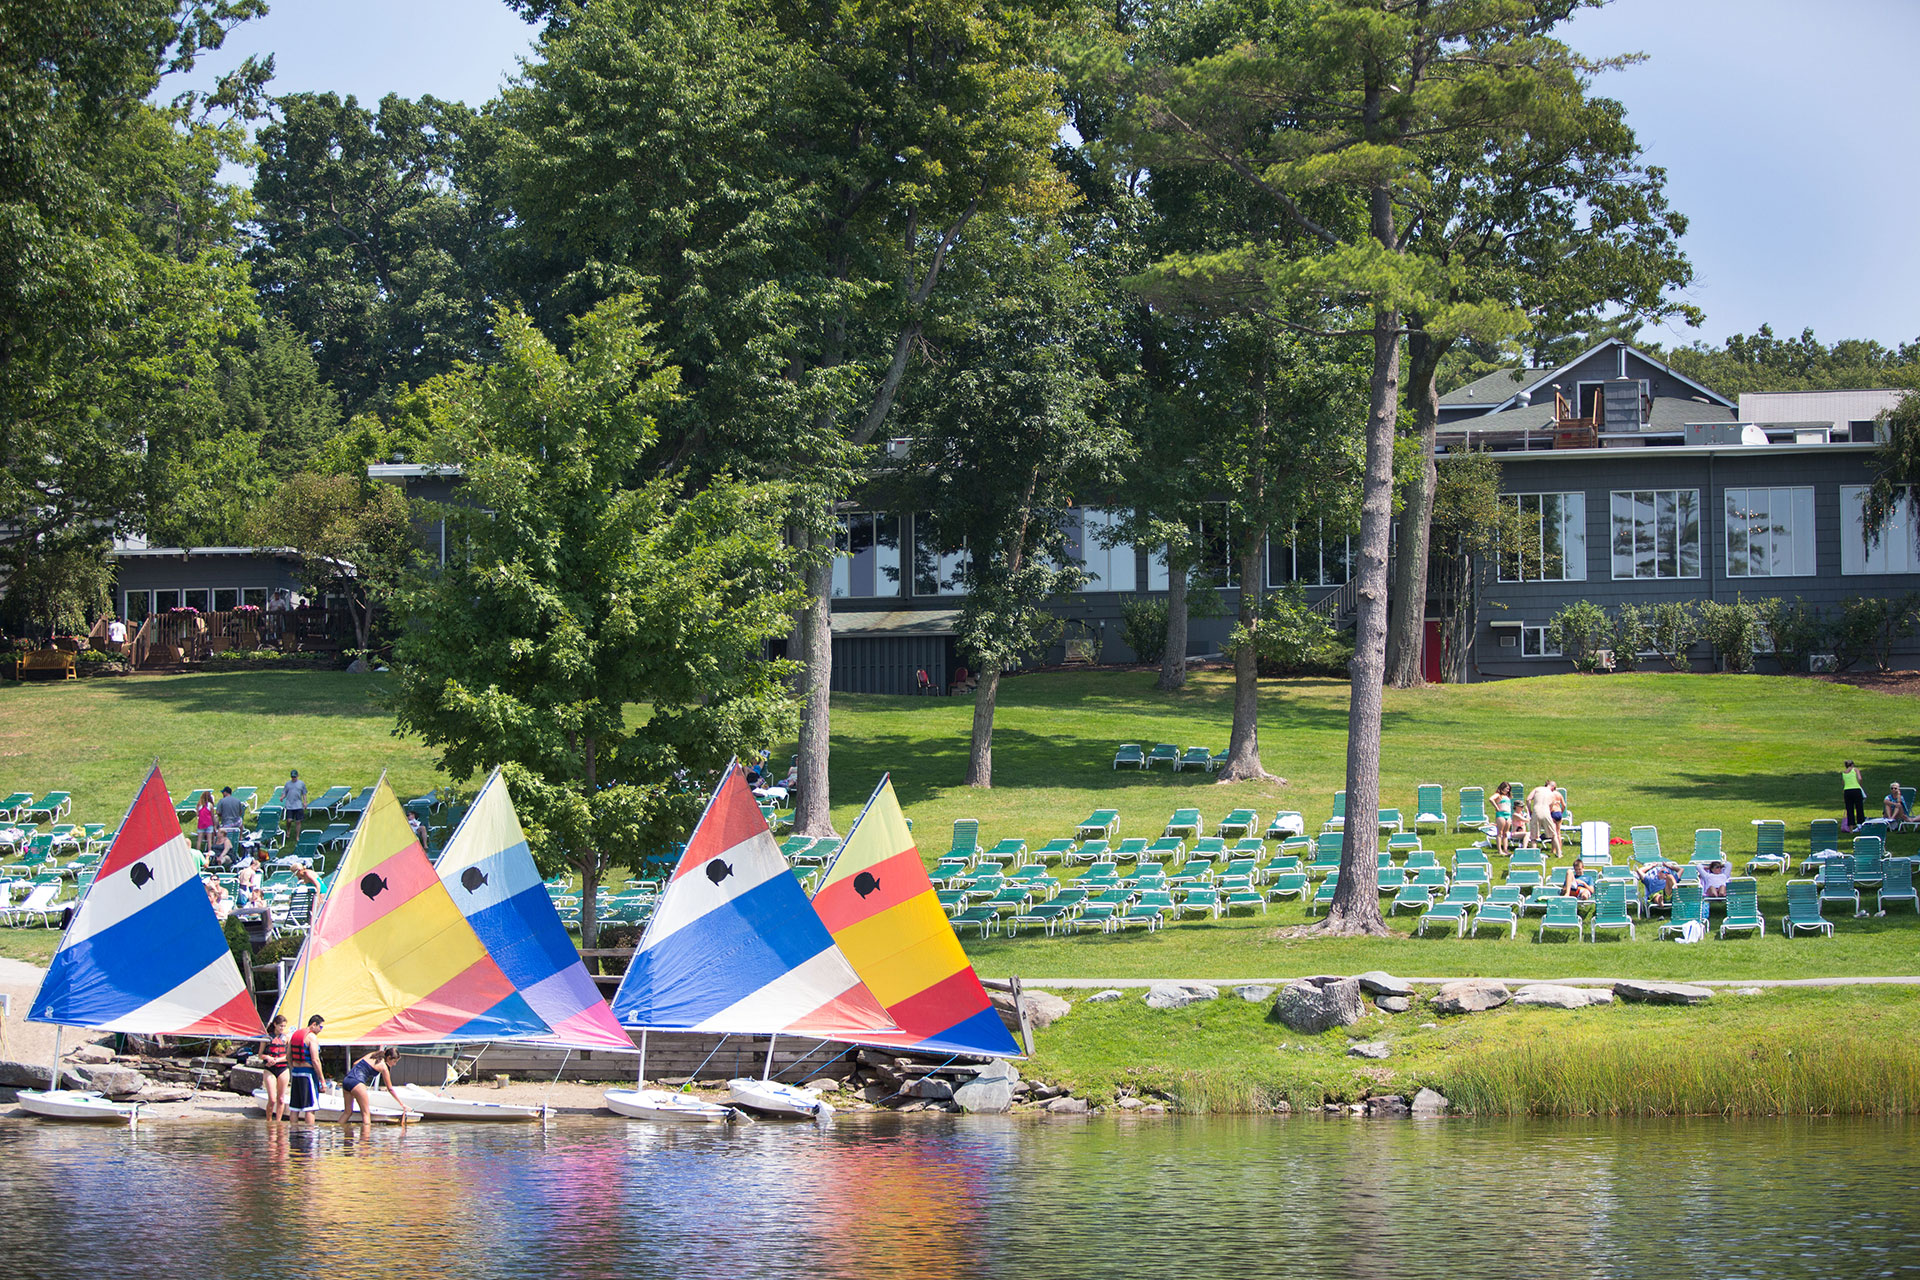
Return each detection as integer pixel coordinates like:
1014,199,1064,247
609,762,897,1039
30,767,263,1038
435,770,636,1052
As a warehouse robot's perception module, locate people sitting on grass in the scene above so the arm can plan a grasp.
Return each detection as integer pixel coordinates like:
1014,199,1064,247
1639,860,1679,908
1698,859,1732,900
1885,782,1909,825
1558,858,1594,901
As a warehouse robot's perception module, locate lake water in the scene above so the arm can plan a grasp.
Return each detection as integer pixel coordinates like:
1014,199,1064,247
3,1113,1916,1279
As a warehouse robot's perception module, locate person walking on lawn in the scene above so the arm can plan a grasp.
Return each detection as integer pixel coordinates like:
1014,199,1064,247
1842,760,1866,832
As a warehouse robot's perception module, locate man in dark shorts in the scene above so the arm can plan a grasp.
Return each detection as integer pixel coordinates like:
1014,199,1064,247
288,1014,327,1124
284,769,309,841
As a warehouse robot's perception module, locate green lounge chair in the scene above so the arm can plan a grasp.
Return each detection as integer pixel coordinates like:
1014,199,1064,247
1306,876,1339,915
1376,808,1403,833
949,905,998,938
1454,864,1491,890
1474,888,1523,938
1818,860,1862,917
1852,840,1886,892
1418,885,1480,937
1589,881,1636,941
1112,744,1147,770
0,792,31,820
1174,747,1214,772
173,788,213,820
1168,859,1214,888
1323,791,1347,832
1126,861,1167,889
338,787,376,817
1657,884,1707,938
1310,832,1343,876
1388,883,1432,915
1454,846,1491,872
1114,837,1151,864
982,884,1035,913
1455,787,1487,832
1782,880,1831,937
1068,839,1111,867
779,835,814,860
1145,744,1180,770
1386,833,1421,853
1071,901,1120,931
1267,871,1310,902
1378,865,1409,894
1803,819,1841,873
1266,810,1305,839
1231,837,1267,856
1876,858,1916,914
1147,837,1188,862
309,785,352,814
1077,808,1120,839
1260,853,1302,879
946,819,982,861
1220,856,1258,882
1224,886,1266,915
1410,866,1448,893
1406,850,1442,872
1218,809,1258,839
978,837,1027,868
1164,808,1203,839
1179,887,1222,919
1033,839,1076,864
1690,829,1723,864
1509,847,1546,873
1108,901,1167,933
936,888,969,914
1414,784,1447,833
1536,896,1585,941
1007,901,1077,936
23,791,72,822
1748,820,1788,875
1719,878,1764,937
931,858,972,885
1008,864,1055,888
1192,836,1228,860
1629,825,1662,867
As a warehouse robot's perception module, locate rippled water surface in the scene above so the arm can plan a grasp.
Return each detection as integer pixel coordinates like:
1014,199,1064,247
3,1113,1916,1279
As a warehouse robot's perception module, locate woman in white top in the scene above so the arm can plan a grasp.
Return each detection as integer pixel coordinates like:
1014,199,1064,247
1697,860,1732,899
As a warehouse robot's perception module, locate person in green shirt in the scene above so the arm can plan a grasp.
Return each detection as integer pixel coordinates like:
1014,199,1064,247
1842,760,1866,832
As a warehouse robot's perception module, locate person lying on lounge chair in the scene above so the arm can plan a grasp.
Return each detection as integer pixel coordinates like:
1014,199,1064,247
1698,860,1732,900
1638,861,1679,908
1557,859,1593,901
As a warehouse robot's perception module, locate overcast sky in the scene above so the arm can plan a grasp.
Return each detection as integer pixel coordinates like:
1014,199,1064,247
183,0,1919,351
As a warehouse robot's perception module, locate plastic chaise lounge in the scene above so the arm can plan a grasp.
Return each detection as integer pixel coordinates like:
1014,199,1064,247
1145,744,1181,770
1112,745,1146,771
1472,888,1522,938
1164,809,1203,839
1818,859,1863,918
1589,881,1636,941
1657,884,1707,939
1417,885,1479,937
1414,784,1447,834
1218,809,1259,840
1454,787,1487,833
1719,878,1764,937
1077,809,1120,840
1782,880,1832,937
1877,858,1917,915
1536,896,1585,942
1747,820,1788,875
1174,747,1214,773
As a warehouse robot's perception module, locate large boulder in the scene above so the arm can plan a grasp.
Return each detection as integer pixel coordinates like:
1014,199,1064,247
1613,981,1713,1006
228,1065,266,1095
1429,979,1511,1015
1233,985,1277,1003
1270,976,1364,1034
0,1060,59,1089
1512,984,1611,1010
988,988,1072,1032
1145,982,1219,1011
899,1077,954,1101
1412,1088,1450,1116
1347,1041,1391,1060
1043,1096,1090,1115
1374,995,1411,1014
63,1064,147,1097
952,1072,1016,1115
1357,971,1414,998
1087,989,1124,1004
133,1086,194,1104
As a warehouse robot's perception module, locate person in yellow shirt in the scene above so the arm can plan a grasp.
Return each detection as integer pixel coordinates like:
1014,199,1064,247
1842,760,1866,832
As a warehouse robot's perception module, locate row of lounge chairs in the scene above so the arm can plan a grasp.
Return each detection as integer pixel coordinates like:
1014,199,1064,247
1113,744,1225,772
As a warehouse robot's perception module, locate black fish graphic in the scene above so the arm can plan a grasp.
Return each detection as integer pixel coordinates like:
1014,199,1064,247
128,862,154,889
460,866,487,894
852,871,881,899
359,872,388,900
705,858,733,886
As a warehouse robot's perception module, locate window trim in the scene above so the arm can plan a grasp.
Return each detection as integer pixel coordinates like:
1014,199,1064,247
1498,491,1587,583
1609,488,1702,581
1723,485,1816,579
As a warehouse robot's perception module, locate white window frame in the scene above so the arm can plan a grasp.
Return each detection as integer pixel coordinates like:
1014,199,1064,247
831,512,902,599
124,590,152,622
1724,487,1815,578
1520,624,1561,658
1841,486,1920,575
912,517,968,596
1069,508,1138,593
1266,520,1355,589
1610,489,1701,580
1499,492,1587,583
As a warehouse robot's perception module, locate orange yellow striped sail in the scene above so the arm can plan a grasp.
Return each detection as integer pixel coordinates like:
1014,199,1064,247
812,776,1021,1058
276,776,551,1043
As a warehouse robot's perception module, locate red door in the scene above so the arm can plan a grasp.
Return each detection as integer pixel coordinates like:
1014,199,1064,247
1422,620,1443,684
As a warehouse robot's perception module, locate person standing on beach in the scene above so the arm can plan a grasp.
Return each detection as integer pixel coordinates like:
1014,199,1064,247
1842,760,1866,832
261,1015,292,1122
284,770,309,841
288,1015,326,1124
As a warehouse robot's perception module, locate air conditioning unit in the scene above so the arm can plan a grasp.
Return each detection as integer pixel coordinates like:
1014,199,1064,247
1592,648,1615,672
884,437,914,461
1809,653,1838,673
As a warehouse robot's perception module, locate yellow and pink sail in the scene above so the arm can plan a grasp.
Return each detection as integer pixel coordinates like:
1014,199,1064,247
812,775,1021,1058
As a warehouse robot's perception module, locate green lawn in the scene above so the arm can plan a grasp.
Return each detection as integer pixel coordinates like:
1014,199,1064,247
2,666,1917,980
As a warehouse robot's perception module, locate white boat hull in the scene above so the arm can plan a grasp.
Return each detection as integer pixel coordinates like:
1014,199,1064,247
727,1078,833,1119
252,1087,424,1123
603,1087,733,1123
395,1083,542,1121
16,1089,141,1122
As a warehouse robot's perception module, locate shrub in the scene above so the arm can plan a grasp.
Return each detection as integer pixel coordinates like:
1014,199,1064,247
1546,600,1609,672
1646,600,1699,671
1832,594,1920,671
1700,596,1765,672
1244,594,1349,678
1118,596,1168,665
1608,603,1649,672
1754,598,1826,673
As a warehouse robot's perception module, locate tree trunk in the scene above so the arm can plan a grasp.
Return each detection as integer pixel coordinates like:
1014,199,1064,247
1321,305,1399,937
1158,558,1188,690
1385,338,1445,688
793,549,837,838
1217,530,1278,782
966,668,999,788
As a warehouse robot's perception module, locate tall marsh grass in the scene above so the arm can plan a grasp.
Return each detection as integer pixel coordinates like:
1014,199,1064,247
1438,1025,1920,1117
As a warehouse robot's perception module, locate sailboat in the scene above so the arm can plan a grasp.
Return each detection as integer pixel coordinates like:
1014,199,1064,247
269,775,560,1121
424,769,638,1120
606,761,898,1120
813,774,1022,1059
23,767,266,1122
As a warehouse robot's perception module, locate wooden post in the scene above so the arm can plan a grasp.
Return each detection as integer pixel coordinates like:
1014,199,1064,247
1010,975,1034,1058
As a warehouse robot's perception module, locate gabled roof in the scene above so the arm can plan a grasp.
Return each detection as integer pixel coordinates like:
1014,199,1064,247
1445,395,1736,433
1438,338,1735,418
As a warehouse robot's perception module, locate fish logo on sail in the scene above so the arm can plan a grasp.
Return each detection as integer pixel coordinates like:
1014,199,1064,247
853,871,880,899
704,858,733,885
359,872,388,900
459,866,487,894
128,863,154,890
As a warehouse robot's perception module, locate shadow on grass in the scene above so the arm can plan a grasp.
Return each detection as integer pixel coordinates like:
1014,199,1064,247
95,672,390,720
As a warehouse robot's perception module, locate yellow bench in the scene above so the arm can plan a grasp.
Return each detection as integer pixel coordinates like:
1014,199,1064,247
19,649,77,680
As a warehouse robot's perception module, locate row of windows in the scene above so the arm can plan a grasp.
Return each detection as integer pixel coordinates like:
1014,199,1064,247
123,588,272,623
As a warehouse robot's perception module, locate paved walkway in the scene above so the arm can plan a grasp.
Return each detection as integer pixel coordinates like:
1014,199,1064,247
1000,975,1920,988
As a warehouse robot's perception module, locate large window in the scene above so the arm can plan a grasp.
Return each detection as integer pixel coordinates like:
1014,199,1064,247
1195,504,1238,588
831,512,901,598
1266,521,1354,589
1521,624,1561,657
124,591,151,624
182,588,210,613
1499,492,1587,582
912,518,968,596
1610,489,1701,580
1724,487,1815,577
1063,508,1137,592
1841,486,1920,575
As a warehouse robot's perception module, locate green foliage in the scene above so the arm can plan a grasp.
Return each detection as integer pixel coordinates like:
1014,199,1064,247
1699,596,1766,674
1238,588,1342,677
1665,325,1920,397
250,471,417,650
0,542,114,636
1429,450,1522,682
1647,600,1699,672
1864,391,1920,547
1831,594,1920,673
1545,600,1610,673
388,298,803,942
1119,597,1169,666
1607,603,1648,673
1754,597,1826,675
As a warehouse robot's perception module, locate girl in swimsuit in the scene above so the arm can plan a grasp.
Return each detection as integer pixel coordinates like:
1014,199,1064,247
1493,783,1514,855
341,1047,411,1126
261,1015,291,1122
